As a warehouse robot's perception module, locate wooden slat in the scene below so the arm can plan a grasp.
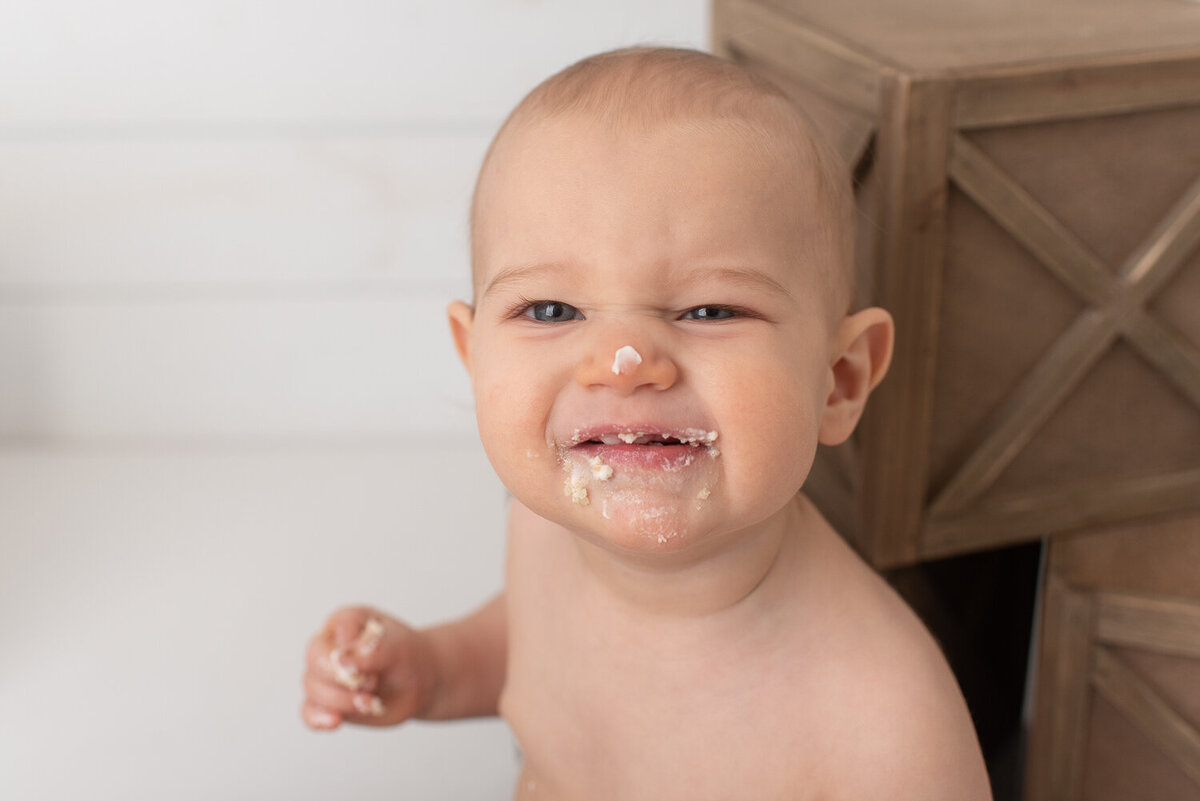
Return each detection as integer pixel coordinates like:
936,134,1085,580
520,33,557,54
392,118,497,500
1123,314,1200,414
1025,574,1095,801
922,467,1200,559
954,50,1200,130
1097,593,1200,661
719,0,884,115
726,40,878,173
949,139,1200,315
937,144,1200,519
1113,174,1200,411
928,308,1119,517
1053,583,1095,801
1092,646,1200,787
709,0,741,60
1119,172,1200,304
856,72,953,567
950,138,1200,413
948,134,1113,305
841,118,876,174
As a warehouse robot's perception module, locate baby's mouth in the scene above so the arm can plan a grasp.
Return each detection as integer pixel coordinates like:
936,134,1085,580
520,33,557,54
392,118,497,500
556,427,719,509
592,433,687,446
568,428,719,449
562,427,720,475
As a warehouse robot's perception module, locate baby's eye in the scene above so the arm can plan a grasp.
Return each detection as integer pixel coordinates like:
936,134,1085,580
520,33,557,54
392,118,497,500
682,305,739,321
525,300,583,323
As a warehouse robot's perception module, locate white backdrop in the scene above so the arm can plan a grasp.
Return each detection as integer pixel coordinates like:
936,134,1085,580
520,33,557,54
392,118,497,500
0,3,708,798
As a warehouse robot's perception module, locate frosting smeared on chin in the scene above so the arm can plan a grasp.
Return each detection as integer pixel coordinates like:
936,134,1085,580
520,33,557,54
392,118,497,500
556,426,721,548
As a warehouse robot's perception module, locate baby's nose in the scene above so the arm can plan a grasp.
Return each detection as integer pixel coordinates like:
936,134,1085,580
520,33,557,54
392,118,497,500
575,339,678,395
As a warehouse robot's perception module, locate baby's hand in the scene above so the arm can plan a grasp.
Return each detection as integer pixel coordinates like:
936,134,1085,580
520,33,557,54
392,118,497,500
301,606,435,731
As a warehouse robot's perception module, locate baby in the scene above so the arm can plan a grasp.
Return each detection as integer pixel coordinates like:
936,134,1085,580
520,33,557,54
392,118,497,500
302,47,992,800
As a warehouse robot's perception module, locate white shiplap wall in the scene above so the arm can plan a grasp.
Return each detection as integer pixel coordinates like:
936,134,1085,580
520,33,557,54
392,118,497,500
0,3,708,799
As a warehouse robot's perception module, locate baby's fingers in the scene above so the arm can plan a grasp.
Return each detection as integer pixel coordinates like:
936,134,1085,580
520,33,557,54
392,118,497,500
325,607,387,654
324,609,391,675
303,671,415,727
301,701,342,731
306,621,385,692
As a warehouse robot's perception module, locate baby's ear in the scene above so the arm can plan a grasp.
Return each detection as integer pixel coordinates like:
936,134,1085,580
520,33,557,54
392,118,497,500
818,307,894,446
446,301,475,374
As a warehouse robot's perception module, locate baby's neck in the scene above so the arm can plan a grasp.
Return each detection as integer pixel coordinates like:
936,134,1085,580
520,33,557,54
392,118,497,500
569,494,813,620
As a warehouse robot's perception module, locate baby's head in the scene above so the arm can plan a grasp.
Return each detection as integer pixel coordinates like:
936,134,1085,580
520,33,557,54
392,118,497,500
470,47,856,318
450,48,891,556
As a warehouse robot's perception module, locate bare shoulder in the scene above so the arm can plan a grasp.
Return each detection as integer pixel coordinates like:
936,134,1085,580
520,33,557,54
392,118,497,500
801,524,993,800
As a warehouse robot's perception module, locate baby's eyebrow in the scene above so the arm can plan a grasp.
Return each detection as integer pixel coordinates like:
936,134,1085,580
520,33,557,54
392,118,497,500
688,266,794,300
481,262,793,301
481,262,569,299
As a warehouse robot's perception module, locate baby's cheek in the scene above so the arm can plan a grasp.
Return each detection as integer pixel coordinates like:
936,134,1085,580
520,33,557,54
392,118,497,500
473,384,523,461
724,369,822,489
726,360,813,424
473,377,554,489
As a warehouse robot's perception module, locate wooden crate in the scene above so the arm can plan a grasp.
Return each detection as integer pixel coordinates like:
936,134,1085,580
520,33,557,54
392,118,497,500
713,0,1200,567
1025,512,1200,800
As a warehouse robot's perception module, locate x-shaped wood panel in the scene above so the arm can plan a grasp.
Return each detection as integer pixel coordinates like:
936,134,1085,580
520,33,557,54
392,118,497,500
1092,646,1200,787
1092,593,1200,788
1029,579,1200,800
928,135,1200,518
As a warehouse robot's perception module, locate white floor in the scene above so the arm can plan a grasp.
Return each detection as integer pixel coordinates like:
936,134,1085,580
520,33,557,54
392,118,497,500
0,440,519,800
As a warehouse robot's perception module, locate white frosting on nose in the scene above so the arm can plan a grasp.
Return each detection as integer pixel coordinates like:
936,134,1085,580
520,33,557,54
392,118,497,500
611,345,643,375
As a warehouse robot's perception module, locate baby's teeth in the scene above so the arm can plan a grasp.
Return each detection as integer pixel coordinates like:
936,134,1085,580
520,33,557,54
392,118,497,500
599,435,623,445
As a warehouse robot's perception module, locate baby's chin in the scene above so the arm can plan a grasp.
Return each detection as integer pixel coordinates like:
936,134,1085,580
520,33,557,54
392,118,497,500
548,436,719,548
547,478,720,560
597,482,707,540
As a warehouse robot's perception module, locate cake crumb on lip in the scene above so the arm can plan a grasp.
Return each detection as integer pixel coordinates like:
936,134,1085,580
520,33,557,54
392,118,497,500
565,468,590,505
570,428,720,448
590,455,614,480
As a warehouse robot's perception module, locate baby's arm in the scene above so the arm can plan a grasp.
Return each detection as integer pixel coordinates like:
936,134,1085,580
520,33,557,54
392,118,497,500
301,594,506,730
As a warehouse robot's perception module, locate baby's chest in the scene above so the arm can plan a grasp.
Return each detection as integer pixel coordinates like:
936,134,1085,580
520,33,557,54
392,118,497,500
501,604,828,799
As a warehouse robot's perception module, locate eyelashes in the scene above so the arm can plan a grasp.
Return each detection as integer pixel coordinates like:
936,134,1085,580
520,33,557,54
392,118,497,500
503,297,583,323
681,305,758,321
525,300,583,323
503,297,762,324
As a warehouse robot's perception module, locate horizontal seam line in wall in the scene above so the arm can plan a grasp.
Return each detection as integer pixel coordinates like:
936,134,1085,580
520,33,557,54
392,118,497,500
0,433,485,454
0,116,501,143
0,280,469,305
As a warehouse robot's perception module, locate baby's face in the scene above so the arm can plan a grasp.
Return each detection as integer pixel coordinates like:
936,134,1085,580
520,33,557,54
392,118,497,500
452,113,844,556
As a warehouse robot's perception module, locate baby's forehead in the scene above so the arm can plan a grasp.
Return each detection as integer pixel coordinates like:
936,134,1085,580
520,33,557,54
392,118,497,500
480,105,836,231
470,48,856,310
504,81,825,169
510,48,812,135
478,105,844,238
